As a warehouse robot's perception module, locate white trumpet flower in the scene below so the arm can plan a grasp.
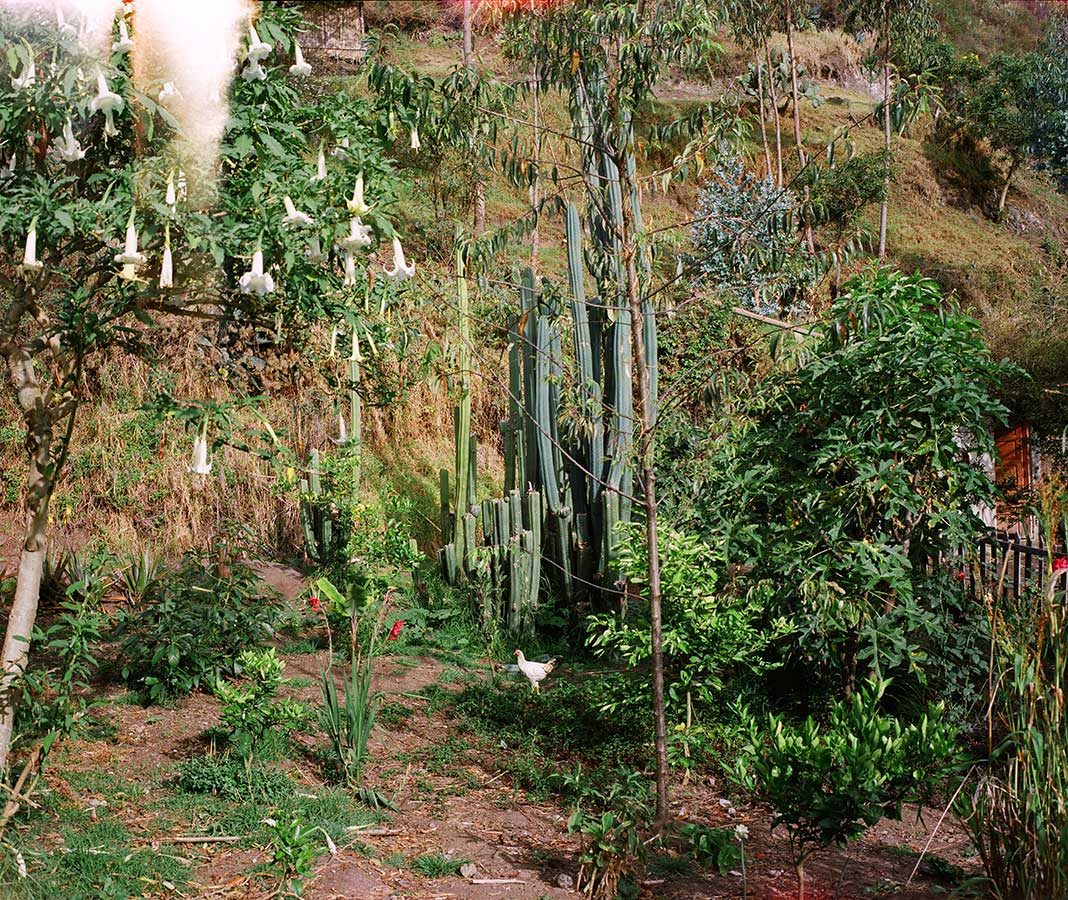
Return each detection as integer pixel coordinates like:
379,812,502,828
310,144,327,182
159,225,173,289
165,171,176,208
339,217,372,252
346,173,372,215
12,59,35,90
282,195,314,227
114,208,145,276
52,120,85,163
239,248,274,295
333,412,348,445
330,136,350,159
342,251,357,286
289,41,311,77
410,127,420,151
157,81,180,103
304,234,327,264
349,328,363,361
89,71,123,136
112,17,133,54
17,218,44,276
384,235,415,282
241,61,266,82
188,432,212,476
246,23,272,63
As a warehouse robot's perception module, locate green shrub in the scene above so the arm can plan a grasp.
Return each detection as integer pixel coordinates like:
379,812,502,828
737,678,957,899
213,648,308,758
172,754,294,804
113,548,282,702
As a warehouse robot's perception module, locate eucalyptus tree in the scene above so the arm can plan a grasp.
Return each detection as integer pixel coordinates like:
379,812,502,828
0,1,403,773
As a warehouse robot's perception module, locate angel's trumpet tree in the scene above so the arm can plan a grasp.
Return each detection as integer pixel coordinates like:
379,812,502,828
241,61,266,82
330,136,350,159
304,234,327,264
12,59,35,91
339,217,372,252
310,144,327,182
343,251,357,286
165,171,176,208
410,127,421,151
114,208,145,281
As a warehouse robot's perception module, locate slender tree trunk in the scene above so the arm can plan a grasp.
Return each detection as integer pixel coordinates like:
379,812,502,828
463,0,485,234
879,7,891,259
784,1,815,253
765,43,784,187
0,347,54,773
997,158,1018,218
755,50,772,179
616,152,669,824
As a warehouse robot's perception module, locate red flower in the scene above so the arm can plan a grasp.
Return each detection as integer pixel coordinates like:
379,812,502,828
954,571,967,582
387,619,404,641
308,596,322,612
1053,557,1068,574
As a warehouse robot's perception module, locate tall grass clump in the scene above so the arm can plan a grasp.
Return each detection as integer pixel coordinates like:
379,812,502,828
960,488,1068,900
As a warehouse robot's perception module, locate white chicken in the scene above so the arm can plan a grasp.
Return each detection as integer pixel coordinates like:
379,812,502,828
514,649,556,693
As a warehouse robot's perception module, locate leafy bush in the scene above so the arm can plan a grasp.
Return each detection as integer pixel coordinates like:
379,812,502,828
213,648,307,758
114,549,283,702
737,678,957,898
588,524,780,714
677,823,743,874
673,268,1016,700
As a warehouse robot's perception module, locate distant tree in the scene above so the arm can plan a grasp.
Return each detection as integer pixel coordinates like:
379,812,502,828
1031,13,1068,192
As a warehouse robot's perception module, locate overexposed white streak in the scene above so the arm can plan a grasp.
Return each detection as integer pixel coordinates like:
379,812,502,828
133,0,251,193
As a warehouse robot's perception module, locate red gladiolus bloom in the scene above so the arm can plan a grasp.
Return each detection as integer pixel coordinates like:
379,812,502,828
308,596,322,612
955,571,967,582
387,619,404,641
1054,557,1068,574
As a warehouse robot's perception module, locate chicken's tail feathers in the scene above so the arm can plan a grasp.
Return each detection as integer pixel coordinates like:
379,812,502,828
542,657,559,674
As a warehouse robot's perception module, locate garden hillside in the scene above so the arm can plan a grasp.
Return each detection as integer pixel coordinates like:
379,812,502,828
2,2,1068,899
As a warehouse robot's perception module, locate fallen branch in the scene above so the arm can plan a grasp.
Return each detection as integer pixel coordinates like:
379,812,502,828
167,835,242,844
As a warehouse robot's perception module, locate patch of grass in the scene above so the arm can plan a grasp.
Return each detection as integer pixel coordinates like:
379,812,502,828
278,636,326,655
378,700,414,728
0,817,189,900
409,852,470,877
648,852,695,876
172,754,295,804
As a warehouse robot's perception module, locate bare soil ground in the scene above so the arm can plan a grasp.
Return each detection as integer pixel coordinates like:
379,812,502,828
24,564,980,900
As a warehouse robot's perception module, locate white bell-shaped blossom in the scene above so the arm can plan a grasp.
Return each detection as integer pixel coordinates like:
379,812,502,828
384,235,415,282
304,234,327,264
282,195,314,227
241,61,267,82
158,81,180,103
239,248,274,295
330,136,350,159
410,127,421,151
17,218,44,276
165,171,176,208
342,251,357,286
349,328,363,361
159,225,173,289
289,42,311,77
56,7,77,37
114,208,145,274
188,432,212,476
310,144,327,182
90,71,123,136
339,217,372,252
112,17,134,54
246,23,272,63
333,411,348,445
12,59,35,90
52,120,85,163
346,172,372,215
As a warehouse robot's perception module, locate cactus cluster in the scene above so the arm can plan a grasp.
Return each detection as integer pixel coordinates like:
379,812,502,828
438,131,657,626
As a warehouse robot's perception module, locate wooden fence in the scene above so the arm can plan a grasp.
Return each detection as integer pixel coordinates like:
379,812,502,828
963,534,1063,599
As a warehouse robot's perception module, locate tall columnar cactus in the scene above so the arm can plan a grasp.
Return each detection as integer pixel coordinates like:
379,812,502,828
439,130,655,627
